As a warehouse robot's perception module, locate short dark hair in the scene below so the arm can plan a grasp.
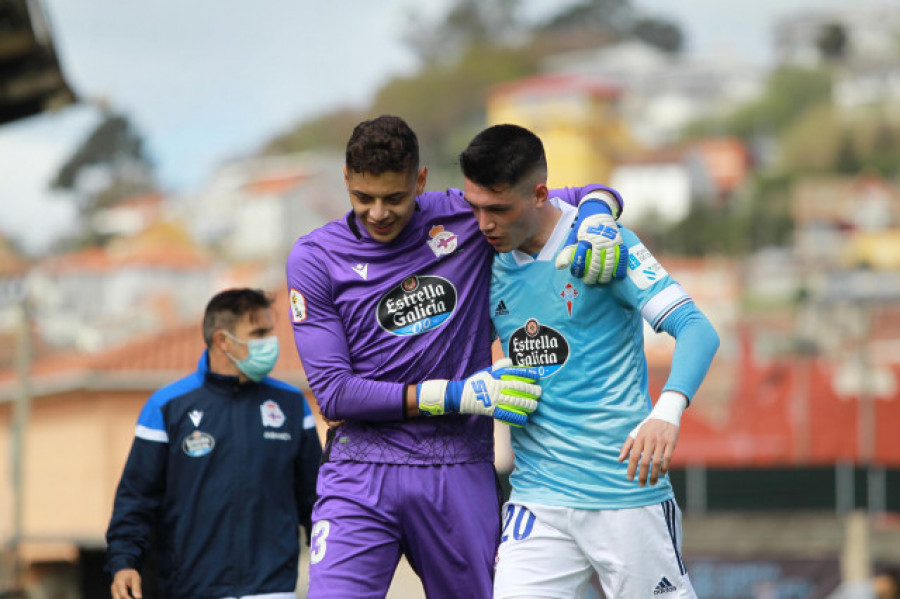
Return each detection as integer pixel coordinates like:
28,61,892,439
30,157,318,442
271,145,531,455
459,124,547,191
202,288,272,346
345,115,419,176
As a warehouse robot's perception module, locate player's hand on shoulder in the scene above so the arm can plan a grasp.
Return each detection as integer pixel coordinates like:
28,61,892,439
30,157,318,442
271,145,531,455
416,358,542,427
618,417,680,487
555,191,628,285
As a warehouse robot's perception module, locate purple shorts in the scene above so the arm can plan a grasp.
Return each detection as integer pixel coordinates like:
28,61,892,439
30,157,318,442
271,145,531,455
306,461,502,599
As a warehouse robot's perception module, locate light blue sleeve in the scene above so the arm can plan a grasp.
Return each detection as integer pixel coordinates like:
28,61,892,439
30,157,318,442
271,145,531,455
657,302,720,404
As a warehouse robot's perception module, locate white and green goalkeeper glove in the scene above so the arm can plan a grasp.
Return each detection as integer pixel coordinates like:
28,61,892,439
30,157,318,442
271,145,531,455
555,191,628,285
416,358,541,427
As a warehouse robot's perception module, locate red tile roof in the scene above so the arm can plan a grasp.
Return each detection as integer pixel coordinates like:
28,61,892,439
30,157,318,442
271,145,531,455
491,73,621,99
41,242,212,274
244,173,309,196
0,289,304,392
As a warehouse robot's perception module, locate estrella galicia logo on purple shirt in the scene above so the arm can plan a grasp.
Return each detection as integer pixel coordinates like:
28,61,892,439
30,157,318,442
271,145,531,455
377,275,457,336
507,318,569,377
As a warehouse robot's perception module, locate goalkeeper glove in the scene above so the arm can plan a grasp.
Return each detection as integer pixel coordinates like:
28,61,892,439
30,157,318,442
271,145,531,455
416,358,540,427
555,191,628,285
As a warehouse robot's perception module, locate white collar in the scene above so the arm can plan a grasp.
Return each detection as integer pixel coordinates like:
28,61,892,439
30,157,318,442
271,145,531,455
509,198,577,266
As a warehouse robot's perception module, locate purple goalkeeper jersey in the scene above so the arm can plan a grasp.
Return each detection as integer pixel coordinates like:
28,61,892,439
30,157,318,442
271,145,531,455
286,185,617,465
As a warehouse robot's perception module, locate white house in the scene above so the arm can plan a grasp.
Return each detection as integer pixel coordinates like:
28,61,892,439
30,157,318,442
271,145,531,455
543,41,765,147
184,152,346,262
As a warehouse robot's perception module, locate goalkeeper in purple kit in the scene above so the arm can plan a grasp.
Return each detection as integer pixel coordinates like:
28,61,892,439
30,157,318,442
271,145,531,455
285,115,626,598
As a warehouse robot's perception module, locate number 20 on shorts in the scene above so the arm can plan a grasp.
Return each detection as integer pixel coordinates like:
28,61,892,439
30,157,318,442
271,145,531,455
501,504,535,543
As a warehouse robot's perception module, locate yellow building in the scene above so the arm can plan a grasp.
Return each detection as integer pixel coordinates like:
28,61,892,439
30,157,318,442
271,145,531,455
486,73,637,188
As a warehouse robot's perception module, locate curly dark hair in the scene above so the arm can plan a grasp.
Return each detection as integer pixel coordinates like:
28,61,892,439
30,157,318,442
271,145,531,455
345,115,419,176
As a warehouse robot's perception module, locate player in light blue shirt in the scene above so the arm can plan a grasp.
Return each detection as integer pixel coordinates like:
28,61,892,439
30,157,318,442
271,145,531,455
459,124,719,598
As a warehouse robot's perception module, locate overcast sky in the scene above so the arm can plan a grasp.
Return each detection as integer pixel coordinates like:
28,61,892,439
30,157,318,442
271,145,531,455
0,0,864,253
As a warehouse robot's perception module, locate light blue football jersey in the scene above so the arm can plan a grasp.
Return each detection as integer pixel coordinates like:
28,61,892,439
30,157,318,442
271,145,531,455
491,199,692,508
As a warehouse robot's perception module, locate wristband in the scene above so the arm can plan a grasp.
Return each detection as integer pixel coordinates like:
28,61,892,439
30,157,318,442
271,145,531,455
648,391,687,427
628,391,687,439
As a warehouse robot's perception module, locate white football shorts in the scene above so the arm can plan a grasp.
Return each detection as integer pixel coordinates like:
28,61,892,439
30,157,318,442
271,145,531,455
494,499,696,598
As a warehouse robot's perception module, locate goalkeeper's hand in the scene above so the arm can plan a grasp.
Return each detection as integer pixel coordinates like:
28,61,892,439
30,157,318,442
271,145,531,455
555,191,628,285
416,358,540,427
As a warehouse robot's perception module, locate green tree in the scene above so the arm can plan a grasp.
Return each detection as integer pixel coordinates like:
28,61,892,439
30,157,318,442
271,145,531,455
778,104,843,173
631,16,684,53
687,67,832,142
371,43,538,173
403,0,525,66
730,67,832,138
834,132,860,174
816,22,848,62
263,108,364,155
51,107,156,246
539,0,682,54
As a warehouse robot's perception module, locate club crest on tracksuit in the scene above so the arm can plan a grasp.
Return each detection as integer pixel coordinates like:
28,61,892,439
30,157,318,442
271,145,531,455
260,400,286,428
427,225,458,258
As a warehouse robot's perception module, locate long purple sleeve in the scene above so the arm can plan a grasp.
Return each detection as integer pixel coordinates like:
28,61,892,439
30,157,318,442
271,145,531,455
286,242,406,422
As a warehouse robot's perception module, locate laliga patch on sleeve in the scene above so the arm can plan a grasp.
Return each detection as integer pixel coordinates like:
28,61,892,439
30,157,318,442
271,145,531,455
626,243,668,290
290,287,307,323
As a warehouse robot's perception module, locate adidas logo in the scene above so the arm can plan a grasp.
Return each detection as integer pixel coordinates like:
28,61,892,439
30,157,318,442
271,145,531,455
494,300,508,316
653,576,677,595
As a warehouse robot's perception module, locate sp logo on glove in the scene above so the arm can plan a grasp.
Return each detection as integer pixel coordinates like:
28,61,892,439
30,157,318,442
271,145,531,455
556,193,628,285
417,358,542,427
470,379,492,407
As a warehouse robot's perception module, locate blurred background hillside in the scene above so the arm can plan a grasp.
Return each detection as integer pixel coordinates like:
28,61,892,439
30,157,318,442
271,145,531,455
2,0,900,597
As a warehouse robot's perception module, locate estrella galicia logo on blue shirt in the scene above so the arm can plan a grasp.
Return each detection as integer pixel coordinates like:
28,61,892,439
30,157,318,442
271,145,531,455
507,318,569,377
376,275,457,336
182,430,215,457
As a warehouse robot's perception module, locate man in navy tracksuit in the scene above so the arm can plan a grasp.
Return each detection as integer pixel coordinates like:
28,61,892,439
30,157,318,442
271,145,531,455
106,288,321,599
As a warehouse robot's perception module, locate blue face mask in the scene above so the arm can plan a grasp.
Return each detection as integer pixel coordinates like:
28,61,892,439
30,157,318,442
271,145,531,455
225,333,280,382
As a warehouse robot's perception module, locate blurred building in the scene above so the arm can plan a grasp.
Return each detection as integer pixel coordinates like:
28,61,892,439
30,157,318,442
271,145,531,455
774,2,900,68
485,73,635,187
183,151,346,284
543,40,765,147
89,192,166,238
27,227,215,352
610,137,751,226
791,173,900,271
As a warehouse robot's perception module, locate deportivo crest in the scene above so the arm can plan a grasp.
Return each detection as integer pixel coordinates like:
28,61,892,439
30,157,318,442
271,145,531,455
289,287,307,323
427,225,458,258
260,400,286,428
182,431,215,457
376,275,457,336
507,318,569,377
559,283,578,317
